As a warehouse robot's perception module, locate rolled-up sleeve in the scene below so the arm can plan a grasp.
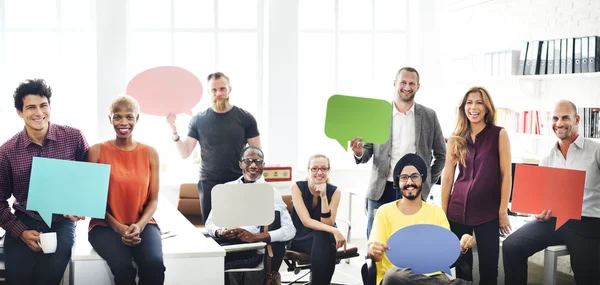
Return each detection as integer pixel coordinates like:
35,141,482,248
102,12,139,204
269,193,296,242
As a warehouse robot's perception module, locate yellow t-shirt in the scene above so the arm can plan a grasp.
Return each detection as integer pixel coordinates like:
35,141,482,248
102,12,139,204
368,200,450,285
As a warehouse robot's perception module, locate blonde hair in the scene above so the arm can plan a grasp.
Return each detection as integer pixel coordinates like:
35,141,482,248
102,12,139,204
306,154,331,182
449,86,496,167
110,95,140,115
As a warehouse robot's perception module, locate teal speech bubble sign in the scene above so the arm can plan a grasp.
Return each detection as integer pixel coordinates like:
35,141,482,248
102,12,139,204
26,157,110,227
325,95,392,150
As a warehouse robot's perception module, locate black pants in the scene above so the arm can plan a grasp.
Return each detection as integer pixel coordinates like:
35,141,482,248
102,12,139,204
4,212,75,285
88,224,166,285
198,177,238,223
290,231,337,285
450,218,499,285
502,217,600,285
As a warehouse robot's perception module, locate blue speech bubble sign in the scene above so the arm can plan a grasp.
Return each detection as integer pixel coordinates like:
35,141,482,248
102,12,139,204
386,224,460,275
26,157,110,227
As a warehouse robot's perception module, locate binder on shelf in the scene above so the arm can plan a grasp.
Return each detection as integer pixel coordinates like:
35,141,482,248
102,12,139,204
574,38,582,73
473,53,485,77
590,36,599,72
526,41,541,75
547,40,555,75
484,52,493,77
560,39,568,74
582,37,589,73
566,38,574,74
519,42,528,75
498,51,506,76
492,52,500,76
539,41,548,75
554,38,562,74
508,50,520,75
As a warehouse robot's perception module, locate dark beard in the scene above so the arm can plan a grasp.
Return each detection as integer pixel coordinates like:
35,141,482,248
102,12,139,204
402,183,422,200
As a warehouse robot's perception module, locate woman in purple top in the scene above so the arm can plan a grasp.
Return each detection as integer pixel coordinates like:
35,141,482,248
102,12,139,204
441,86,512,284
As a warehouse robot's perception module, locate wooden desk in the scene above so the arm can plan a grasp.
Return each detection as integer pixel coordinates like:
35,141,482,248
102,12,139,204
69,198,225,285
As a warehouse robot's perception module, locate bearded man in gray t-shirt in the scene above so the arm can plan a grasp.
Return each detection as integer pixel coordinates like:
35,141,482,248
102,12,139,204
167,72,261,223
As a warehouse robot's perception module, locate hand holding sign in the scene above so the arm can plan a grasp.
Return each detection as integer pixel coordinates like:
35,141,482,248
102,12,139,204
325,95,392,151
512,164,585,230
211,183,274,229
26,157,110,227
386,224,460,275
126,66,203,116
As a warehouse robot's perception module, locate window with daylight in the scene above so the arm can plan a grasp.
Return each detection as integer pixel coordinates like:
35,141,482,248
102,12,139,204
0,0,97,144
126,0,264,182
298,0,409,169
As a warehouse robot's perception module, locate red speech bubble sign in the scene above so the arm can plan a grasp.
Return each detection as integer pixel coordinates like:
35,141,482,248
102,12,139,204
512,164,585,230
126,66,203,116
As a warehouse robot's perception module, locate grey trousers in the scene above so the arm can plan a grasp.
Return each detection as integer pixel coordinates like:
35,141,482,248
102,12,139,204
380,268,472,285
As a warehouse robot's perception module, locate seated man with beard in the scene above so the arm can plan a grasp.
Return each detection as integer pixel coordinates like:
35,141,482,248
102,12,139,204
368,153,474,285
205,146,295,285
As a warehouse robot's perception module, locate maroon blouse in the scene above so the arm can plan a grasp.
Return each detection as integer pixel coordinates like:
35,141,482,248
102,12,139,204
447,124,502,226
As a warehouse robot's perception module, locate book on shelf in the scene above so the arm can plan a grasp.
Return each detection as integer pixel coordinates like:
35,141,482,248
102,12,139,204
577,107,600,138
496,108,550,135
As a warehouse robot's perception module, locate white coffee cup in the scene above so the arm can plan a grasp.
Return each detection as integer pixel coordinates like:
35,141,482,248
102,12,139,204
37,232,57,254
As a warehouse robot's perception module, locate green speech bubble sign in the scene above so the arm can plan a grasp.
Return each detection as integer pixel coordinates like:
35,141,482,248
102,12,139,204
325,94,392,151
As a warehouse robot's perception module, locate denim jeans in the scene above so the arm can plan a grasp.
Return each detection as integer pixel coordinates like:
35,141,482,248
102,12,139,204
4,212,75,285
88,224,165,285
366,181,399,239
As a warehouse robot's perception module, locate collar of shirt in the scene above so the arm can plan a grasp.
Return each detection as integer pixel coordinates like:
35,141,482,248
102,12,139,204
552,134,585,154
231,175,266,184
18,122,58,147
393,101,415,117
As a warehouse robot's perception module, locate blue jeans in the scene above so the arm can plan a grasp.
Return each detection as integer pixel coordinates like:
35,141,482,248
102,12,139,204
88,224,165,285
366,181,399,239
4,211,75,285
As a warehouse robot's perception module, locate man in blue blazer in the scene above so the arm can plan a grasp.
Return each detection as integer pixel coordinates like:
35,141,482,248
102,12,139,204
351,67,446,238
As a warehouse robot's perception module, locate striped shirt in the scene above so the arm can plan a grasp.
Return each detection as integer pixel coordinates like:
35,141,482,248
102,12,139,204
0,123,89,238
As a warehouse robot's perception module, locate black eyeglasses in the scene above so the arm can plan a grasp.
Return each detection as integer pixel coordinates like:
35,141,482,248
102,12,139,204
398,173,423,182
241,158,264,165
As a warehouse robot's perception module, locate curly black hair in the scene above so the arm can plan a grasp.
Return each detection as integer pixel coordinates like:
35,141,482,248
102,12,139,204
13,79,52,111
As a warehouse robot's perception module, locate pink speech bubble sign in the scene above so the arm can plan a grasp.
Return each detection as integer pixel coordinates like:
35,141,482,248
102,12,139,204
126,66,203,116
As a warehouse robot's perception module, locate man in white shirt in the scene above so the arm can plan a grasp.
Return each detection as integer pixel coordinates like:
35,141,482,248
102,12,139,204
351,66,446,238
503,100,600,285
205,146,295,285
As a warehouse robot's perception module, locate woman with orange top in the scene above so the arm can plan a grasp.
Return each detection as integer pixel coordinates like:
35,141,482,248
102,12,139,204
88,95,165,285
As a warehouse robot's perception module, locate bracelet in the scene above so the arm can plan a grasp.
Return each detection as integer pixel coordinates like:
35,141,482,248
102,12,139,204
172,134,180,142
321,210,332,218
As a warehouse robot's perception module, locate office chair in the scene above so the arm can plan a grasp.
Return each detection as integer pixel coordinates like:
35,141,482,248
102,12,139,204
280,195,360,285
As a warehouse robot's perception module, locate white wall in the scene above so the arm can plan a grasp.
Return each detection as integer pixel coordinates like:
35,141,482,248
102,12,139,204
434,0,600,158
